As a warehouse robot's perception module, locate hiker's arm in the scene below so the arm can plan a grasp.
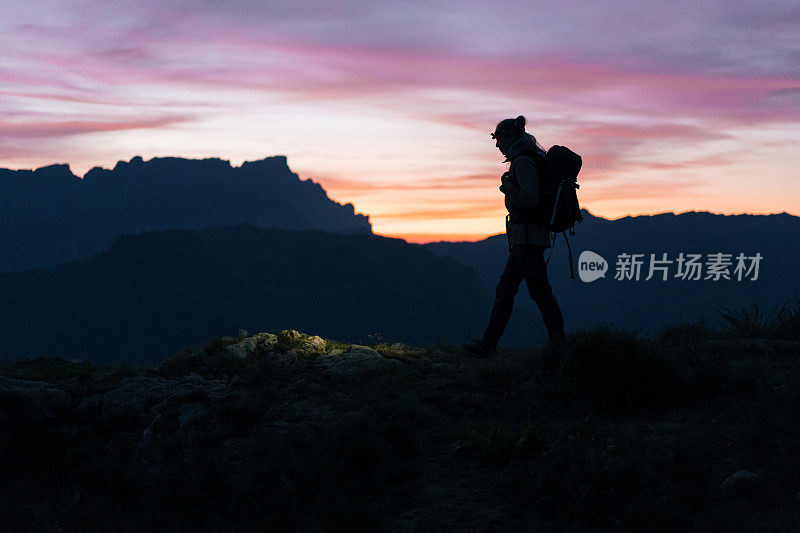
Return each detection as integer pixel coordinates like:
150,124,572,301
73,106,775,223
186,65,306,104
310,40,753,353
501,157,539,207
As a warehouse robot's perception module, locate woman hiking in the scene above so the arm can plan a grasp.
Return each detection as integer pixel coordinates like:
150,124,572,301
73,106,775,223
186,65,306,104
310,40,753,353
463,115,567,359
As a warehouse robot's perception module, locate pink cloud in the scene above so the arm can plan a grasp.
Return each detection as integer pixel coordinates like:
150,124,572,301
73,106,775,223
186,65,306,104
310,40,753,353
220,41,800,125
640,154,733,171
17,30,798,127
568,123,730,142
0,115,193,139
585,180,707,202
0,90,171,108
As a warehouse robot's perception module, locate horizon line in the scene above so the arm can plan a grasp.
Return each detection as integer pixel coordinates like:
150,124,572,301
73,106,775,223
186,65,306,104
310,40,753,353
384,208,800,244
4,156,798,243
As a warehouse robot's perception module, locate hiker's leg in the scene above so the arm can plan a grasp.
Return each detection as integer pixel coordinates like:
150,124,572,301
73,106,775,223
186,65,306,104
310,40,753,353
482,252,524,349
515,244,566,341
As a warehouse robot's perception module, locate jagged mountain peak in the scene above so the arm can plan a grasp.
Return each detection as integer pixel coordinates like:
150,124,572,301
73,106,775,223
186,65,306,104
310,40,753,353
0,155,372,273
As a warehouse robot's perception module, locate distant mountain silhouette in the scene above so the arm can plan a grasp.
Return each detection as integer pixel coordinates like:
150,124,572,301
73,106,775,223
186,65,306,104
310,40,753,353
426,210,800,345
0,225,488,364
4,154,798,357
0,156,371,273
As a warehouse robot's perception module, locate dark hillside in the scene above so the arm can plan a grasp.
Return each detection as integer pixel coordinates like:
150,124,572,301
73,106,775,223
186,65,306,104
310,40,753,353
1,307,799,530
0,225,487,364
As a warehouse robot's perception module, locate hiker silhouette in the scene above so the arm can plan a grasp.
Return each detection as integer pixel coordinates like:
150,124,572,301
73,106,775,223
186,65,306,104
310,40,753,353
464,116,567,359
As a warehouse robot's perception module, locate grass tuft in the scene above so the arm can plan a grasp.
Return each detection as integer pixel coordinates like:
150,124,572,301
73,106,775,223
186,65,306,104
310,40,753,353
718,301,797,339
559,326,679,413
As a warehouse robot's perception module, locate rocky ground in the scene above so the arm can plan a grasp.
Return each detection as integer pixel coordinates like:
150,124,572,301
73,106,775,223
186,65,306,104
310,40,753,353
2,322,800,531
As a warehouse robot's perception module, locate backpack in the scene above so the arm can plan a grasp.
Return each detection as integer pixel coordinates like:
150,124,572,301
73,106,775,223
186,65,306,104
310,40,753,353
532,145,583,233
530,145,584,278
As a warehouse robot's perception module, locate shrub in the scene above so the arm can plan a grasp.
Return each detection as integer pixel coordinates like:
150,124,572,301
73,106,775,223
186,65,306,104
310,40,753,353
157,337,244,378
774,300,800,341
718,301,795,339
274,329,308,352
323,338,351,353
559,326,679,413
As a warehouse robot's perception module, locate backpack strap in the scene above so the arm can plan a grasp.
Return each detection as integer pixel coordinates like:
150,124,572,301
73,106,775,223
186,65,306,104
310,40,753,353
545,230,556,266
564,231,575,279
549,180,565,227
545,231,576,279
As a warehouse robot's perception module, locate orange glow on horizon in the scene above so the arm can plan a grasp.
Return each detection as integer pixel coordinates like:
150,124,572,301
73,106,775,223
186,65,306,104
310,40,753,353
378,231,502,244
376,205,800,244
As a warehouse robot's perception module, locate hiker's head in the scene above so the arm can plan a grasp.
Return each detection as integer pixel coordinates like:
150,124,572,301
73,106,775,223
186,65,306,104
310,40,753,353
492,115,526,155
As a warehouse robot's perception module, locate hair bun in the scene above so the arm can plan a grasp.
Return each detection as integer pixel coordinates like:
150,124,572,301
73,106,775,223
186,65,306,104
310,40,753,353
515,115,526,130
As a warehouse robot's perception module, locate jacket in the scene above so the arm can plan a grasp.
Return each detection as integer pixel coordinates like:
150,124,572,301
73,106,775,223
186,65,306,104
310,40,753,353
502,135,551,247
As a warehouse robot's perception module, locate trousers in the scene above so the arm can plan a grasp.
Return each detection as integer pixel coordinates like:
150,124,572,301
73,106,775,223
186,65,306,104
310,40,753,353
482,244,566,348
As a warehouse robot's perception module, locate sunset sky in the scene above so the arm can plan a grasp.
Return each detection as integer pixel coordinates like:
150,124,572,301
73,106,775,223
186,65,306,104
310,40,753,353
2,1,798,242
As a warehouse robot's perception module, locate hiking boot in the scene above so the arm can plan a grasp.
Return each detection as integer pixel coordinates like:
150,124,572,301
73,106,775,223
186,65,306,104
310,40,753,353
463,339,496,358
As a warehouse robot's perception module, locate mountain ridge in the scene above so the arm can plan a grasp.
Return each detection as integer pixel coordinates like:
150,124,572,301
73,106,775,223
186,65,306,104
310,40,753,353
422,208,799,246
0,224,488,364
424,209,800,344
0,155,371,273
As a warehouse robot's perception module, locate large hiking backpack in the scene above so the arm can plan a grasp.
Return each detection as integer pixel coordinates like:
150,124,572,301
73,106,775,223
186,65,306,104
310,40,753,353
533,145,583,234
529,145,584,279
